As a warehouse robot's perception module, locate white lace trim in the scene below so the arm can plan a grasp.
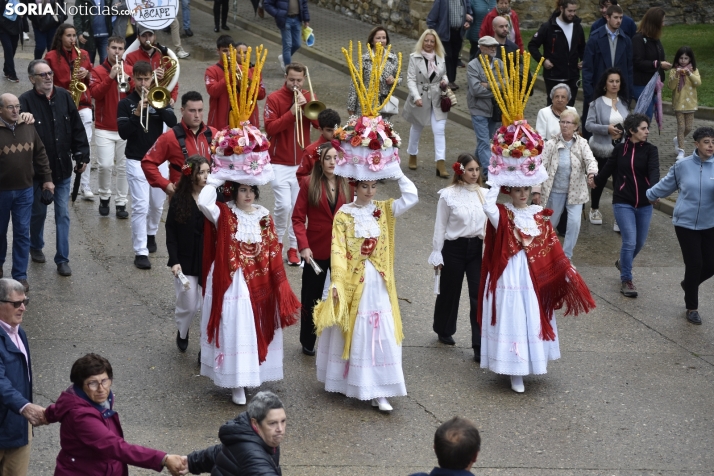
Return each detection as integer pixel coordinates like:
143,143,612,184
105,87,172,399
341,201,381,238
427,251,444,267
504,202,542,237
439,184,485,213
229,204,270,244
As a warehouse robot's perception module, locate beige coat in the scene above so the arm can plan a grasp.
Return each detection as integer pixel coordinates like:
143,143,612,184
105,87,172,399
668,68,701,112
533,133,598,207
401,52,449,126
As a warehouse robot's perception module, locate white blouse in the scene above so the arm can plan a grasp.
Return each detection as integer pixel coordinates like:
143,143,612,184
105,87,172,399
603,97,624,126
535,105,578,141
428,184,488,266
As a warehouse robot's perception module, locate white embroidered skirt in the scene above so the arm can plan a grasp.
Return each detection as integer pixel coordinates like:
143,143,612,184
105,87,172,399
316,260,406,400
480,250,561,376
201,264,284,388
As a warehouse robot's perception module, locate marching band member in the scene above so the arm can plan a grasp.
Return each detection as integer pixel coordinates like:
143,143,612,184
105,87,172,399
124,26,179,106
142,91,216,196
89,36,130,219
264,62,319,266
206,38,266,130
117,61,177,270
44,23,95,200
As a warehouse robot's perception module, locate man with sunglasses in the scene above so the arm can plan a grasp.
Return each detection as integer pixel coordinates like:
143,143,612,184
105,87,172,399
19,59,91,279
0,278,47,475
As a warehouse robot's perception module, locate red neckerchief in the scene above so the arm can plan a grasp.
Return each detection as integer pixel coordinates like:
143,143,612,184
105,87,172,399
202,202,299,362
478,204,595,340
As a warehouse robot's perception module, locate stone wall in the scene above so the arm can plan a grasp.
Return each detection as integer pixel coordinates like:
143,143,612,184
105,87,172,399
310,0,713,39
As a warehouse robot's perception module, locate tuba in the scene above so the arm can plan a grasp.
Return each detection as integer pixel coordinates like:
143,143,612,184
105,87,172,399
122,38,181,94
69,44,87,107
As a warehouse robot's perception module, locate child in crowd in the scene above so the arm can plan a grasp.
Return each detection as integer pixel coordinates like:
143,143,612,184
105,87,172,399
668,46,701,160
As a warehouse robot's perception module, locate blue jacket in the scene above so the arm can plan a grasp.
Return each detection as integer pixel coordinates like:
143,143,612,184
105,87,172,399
581,25,633,103
591,15,637,39
410,468,475,476
264,0,310,30
0,326,33,449
646,150,714,230
427,0,473,43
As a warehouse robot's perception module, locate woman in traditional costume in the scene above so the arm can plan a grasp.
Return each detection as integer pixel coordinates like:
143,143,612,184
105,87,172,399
477,49,596,393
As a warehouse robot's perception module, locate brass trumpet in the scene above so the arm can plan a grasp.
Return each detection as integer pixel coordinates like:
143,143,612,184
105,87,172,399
117,55,129,94
303,66,325,120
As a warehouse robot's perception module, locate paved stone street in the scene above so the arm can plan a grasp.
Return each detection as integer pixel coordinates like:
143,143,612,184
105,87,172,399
2,3,713,475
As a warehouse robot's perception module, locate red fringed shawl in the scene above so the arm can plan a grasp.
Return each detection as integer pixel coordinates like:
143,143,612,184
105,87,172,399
477,204,596,340
202,202,300,363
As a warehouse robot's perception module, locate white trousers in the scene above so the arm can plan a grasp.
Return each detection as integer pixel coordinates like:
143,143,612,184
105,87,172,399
270,164,298,249
406,108,446,161
126,160,167,255
79,108,94,188
174,275,202,339
95,129,128,205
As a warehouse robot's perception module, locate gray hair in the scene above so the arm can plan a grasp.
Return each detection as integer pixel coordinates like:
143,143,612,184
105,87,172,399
247,391,284,423
28,59,49,76
549,83,572,101
0,278,25,301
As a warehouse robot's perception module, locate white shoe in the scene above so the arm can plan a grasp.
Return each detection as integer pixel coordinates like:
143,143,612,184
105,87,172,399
371,397,393,412
80,185,94,201
176,48,190,59
589,208,603,225
673,136,679,153
23,32,30,41
613,222,620,233
231,387,246,405
278,54,285,72
510,375,525,393
676,148,685,161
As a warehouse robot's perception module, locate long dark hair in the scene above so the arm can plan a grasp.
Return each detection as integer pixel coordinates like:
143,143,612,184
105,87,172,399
593,67,628,102
50,24,76,53
173,155,209,224
308,144,349,208
637,7,665,40
672,46,697,71
450,153,483,186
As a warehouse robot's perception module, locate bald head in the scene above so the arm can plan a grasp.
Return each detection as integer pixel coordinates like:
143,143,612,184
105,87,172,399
492,16,509,42
0,94,20,123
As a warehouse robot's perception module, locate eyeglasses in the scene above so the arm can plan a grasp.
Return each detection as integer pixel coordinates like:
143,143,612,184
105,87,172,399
3,105,21,111
0,298,28,308
559,121,576,125
33,71,54,79
85,378,112,391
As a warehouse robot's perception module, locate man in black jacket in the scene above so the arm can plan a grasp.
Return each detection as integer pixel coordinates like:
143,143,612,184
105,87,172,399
19,59,90,278
186,391,285,475
528,0,585,107
117,60,177,270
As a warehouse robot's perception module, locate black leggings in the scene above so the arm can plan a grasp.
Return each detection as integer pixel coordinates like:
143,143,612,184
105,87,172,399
674,226,714,310
214,0,229,27
590,155,609,209
433,237,482,349
299,257,330,350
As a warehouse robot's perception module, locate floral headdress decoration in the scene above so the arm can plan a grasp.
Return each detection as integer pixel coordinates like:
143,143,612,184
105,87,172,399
452,162,464,175
342,41,402,118
222,44,268,127
181,163,193,176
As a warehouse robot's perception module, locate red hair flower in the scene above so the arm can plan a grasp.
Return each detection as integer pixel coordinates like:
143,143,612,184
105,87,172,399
452,162,464,175
181,164,192,176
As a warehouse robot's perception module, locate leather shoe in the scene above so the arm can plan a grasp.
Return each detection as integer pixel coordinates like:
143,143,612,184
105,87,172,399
176,330,189,352
30,248,46,263
438,334,455,345
134,255,151,269
302,346,316,356
184,28,194,36
686,310,702,325
147,235,157,253
99,199,110,216
19,279,29,292
57,262,72,276
116,205,129,219
473,347,481,362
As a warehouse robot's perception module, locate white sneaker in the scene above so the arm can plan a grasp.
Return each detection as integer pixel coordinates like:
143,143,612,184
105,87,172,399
589,208,603,225
231,387,246,405
371,397,393,412
278,54,285,72
23,32,30,41
677,148,685,161
176,48,190,59
80,185,94,201
510,375,525,393
673,136,679,153
613,221,620,233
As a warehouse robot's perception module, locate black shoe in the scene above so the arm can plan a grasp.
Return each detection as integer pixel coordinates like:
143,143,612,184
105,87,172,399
197,350,201,366
19,279,29,292
686,310,702,325
438,334,455,345
6,76,19,83
184,28,194,36
57,262,72,276
681,280,685,292
116,205,129,219
473,347,481,362
147,235,157,253
302,346,316,356
134,255,151,269
30,248,46,263
176,330,189,352
221,24,230,30
99,199,110,216
214,26,219,32
615,259,621,271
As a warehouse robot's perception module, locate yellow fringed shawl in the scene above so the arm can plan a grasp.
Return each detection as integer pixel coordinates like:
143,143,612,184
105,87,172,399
313,198,403,359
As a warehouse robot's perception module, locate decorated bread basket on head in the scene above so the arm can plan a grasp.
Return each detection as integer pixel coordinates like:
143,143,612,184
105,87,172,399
210,44,274,188
480,48,547,188
331,41,403,181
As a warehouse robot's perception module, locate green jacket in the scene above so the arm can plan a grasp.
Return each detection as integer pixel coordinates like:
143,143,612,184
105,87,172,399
73,0,115,55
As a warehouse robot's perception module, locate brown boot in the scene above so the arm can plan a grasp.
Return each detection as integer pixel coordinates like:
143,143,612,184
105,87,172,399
408,154,417,170
436,160,450,178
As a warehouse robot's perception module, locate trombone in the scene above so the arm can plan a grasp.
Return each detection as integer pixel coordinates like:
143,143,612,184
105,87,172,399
294,86,304,148
303,66,325,121
117,56,129,94
140,71,172,133
139,86,149,132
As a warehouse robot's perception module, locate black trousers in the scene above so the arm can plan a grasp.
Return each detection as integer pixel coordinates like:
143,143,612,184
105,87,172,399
674,226,714,310
433,237,482,348
214,0,229,27
545,77,579,107
590,155,609,209
581,96,592,140
300,257,330,350
443,28,463,84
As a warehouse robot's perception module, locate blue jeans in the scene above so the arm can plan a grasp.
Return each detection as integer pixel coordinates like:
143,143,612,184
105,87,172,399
471,115,498,179
632,84,654,120
89,36,109,65
33,25,57,60
31,177,71,265
612,203,653,282
281,16,302,65
0,186,34,280
546,192,582,260
181,0,191,30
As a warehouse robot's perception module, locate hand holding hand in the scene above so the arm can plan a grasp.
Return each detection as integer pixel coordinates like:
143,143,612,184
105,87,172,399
649,198,659,205
661,61,672,70
164,454,186,476
587,174,596,189
21,404,47,426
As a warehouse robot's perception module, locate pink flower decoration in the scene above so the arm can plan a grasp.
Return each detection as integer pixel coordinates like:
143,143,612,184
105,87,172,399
488,155,504,175
237,136,248,147
367,151,385,171
336,153,349,166
242,153,268,175
520,157,539,176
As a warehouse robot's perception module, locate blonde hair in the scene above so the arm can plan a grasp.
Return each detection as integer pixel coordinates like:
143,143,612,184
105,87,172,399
560,109,581,127
414,29,445,58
